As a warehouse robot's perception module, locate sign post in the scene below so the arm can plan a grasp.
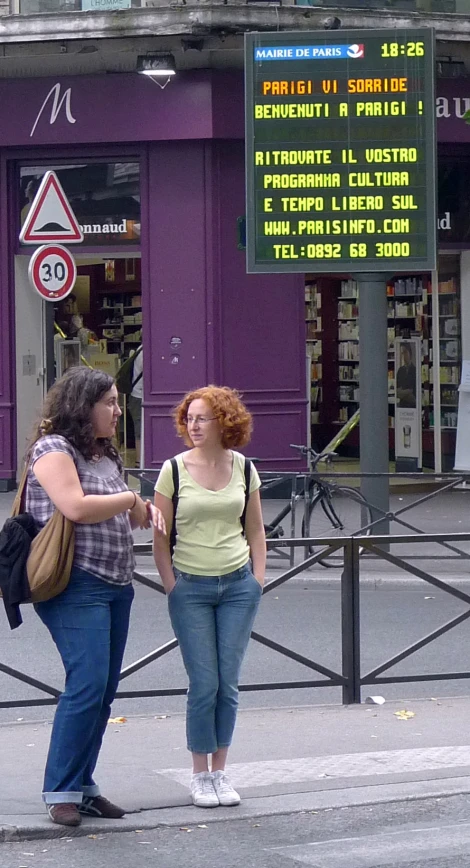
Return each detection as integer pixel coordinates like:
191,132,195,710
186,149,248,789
245,28,436,520
28,244,77,302
20,170,83,388
20,171,83,246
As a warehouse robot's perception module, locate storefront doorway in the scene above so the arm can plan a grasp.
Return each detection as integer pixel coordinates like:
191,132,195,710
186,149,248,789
15,157,142,473
15,252,143,473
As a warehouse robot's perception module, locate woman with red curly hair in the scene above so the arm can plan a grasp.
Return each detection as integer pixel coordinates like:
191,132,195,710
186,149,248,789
153,385,266,808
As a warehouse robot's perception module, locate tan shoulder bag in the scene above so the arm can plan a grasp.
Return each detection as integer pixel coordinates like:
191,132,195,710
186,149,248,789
11,458,75,603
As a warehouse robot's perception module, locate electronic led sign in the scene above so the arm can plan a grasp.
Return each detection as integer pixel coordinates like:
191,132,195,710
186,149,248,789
245,29,436,273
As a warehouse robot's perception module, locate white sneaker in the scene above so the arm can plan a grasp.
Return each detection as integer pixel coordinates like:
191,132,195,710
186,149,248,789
191,772,219,808
211,770,241,806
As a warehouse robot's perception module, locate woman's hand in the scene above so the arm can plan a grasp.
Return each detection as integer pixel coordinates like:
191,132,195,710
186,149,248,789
129,493,150,528
146,501,166,535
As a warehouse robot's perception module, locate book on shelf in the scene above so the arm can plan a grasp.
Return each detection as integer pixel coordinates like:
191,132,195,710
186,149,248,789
439,278,457,295
340,279,358,298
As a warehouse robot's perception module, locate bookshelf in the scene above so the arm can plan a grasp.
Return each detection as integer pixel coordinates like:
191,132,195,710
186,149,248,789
304,260,461,469
429,269,460,436
305,276,339,449
337,280,359,423
305,280,322,425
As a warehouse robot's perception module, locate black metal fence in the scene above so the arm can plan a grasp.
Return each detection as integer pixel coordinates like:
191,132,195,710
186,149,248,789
3,528,470,709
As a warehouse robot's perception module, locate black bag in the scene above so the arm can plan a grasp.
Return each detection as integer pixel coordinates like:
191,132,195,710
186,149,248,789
115,346,143,396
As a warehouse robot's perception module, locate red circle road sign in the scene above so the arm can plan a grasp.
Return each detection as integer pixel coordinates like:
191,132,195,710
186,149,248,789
28,244,77,301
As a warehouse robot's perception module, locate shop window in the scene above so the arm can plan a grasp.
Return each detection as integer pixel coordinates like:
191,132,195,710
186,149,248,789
53,256,143,466
19,162,140,247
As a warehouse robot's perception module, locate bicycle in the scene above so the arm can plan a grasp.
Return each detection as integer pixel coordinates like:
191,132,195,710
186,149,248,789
260,446,372,566
290,444,373,566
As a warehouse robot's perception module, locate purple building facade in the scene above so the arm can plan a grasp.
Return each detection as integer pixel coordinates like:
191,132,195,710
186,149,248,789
0,69,469,486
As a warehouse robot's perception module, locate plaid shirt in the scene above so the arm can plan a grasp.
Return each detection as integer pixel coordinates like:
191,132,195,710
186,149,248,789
25,435,134,585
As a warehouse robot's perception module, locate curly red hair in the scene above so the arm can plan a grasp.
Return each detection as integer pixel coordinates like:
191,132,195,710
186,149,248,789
174,385,253,449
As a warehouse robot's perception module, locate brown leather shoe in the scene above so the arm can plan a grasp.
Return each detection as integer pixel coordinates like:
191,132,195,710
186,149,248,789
47,803,81,827
78,795,126,819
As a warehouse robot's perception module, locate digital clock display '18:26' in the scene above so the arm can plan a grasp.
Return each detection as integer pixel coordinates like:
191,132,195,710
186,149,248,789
381,41,425,58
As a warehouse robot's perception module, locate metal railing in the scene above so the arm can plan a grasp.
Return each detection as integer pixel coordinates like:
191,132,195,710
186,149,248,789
3,528,470,709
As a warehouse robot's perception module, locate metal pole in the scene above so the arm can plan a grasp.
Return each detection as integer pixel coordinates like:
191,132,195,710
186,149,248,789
431,270,442,473
44,303,55,391
357,272,390,534
341,539,361,704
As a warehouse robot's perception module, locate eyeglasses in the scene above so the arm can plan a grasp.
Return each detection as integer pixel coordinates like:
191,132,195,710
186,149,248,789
185,416,216,425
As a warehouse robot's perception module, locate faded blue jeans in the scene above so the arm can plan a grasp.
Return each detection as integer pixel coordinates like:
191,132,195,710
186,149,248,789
168,564,262,754
34,566,134,805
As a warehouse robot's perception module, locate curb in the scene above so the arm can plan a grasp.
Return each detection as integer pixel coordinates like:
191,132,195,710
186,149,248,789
3,777,470,842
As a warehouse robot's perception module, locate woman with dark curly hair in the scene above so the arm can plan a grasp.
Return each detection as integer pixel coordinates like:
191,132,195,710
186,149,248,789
26,366,165,828
153,385,266,808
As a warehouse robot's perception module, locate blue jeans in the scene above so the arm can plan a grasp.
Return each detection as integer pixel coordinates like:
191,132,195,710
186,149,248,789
34,567,134,805
168,564,262,754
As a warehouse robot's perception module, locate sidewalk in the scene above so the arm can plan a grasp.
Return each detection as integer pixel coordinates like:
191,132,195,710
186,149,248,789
3,697,470,841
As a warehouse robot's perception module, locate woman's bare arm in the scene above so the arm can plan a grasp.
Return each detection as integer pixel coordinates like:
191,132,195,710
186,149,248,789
153,492,177,592
33,452,143,524
244,489,266,586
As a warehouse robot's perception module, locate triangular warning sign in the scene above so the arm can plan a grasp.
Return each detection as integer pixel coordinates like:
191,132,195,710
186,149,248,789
20,171,84,245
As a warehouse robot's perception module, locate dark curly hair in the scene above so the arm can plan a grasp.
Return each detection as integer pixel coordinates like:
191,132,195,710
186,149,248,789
174,385,253,449
29,366,122,468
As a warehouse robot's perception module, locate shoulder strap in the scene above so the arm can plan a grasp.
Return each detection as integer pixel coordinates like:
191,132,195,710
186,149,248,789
169,457,179,559
11,463,29,518
240,457,251,534
131,371,143,389
131,346,143,390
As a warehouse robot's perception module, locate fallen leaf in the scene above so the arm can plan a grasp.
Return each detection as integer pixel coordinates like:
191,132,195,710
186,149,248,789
394,709,415,720
108,716,127,724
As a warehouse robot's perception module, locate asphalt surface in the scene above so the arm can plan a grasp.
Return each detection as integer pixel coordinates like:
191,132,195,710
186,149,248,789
2,795,470,867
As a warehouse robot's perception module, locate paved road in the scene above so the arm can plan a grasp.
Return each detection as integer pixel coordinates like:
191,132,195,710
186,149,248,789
2,795,470,867
3,580,470,723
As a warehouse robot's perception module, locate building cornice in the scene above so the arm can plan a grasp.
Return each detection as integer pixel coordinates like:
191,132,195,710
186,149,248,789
0,5,468,45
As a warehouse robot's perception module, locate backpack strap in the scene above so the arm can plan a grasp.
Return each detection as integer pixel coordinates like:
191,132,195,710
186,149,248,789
131,370,143,390
240,457,251,535
131,346,143,390
169,457,179,559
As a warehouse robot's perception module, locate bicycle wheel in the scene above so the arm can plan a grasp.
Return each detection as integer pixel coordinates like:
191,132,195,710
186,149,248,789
301,486,373,566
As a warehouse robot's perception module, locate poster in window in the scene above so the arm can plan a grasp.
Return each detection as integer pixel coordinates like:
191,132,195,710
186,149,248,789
395,337,422,471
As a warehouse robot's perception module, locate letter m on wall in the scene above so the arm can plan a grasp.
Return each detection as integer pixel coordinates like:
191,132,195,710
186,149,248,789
30,83,77,138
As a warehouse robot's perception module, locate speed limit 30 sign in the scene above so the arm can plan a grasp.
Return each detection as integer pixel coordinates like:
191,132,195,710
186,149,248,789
28,244,77,301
